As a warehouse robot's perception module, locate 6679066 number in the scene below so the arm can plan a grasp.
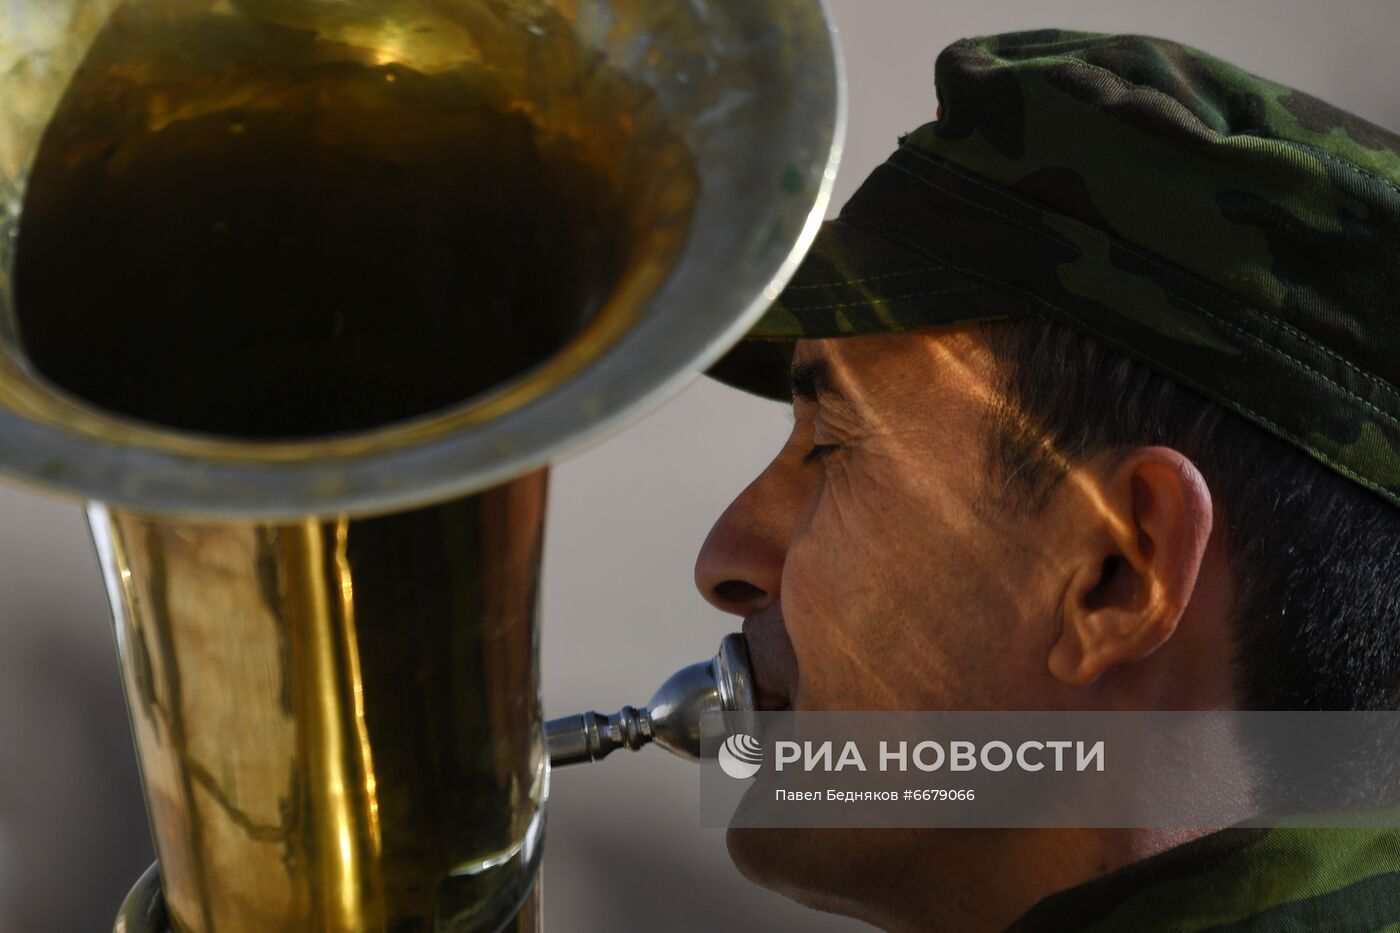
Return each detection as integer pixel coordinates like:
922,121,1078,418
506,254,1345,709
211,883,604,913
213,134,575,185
909,789,975,801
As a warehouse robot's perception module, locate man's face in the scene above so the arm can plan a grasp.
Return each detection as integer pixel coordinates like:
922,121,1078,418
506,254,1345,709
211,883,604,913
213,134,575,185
693,325,1106,920
695,325,1077,715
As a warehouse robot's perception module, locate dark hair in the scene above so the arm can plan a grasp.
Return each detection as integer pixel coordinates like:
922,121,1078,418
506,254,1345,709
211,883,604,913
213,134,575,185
976,318,1400,711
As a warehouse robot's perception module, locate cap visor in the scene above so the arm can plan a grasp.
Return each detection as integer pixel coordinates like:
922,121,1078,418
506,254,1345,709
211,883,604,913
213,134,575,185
707,216,1021,398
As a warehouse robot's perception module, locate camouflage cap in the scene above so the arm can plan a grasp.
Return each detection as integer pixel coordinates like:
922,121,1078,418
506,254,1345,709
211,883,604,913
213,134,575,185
708,29,1400,509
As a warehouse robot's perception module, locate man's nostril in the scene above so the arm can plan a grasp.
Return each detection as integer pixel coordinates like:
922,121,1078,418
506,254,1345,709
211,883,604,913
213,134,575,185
713,579,766,608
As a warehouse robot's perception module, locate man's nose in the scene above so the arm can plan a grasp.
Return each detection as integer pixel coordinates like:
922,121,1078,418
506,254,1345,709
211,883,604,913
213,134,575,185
693,471,793,617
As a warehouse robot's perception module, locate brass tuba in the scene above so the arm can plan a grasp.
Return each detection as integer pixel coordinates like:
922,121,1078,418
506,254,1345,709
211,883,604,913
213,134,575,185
0,1,841,931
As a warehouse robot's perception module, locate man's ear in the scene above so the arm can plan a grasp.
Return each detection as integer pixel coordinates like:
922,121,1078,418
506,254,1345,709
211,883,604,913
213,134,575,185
1047,447,1214,686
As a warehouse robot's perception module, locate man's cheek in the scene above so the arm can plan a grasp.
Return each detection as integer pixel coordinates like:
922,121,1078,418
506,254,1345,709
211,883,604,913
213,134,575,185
780,579,871,710
782,484,902,697
783,495,846,607
782,596,890,709
778,544,836,706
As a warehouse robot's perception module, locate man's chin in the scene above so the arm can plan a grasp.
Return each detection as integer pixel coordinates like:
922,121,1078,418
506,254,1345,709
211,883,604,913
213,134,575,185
724,825,878,921
726,826,829,906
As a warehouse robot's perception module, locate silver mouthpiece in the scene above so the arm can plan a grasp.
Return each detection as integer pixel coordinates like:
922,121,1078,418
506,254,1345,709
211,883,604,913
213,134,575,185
546,632,756,767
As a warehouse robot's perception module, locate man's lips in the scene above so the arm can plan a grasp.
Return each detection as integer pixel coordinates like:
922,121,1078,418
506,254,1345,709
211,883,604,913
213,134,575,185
741,613,798,711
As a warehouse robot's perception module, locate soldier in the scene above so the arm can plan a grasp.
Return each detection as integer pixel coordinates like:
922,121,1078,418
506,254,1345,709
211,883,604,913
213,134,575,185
698,30,1400,932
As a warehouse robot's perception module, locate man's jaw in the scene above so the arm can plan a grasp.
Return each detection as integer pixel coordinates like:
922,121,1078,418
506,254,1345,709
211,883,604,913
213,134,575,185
741,611,798,711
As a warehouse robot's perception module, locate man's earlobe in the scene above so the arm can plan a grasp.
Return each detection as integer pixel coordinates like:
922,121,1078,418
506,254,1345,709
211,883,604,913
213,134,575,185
1048,448,1214,687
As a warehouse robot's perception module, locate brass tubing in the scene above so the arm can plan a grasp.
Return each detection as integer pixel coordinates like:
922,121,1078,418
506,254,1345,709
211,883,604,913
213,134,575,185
91,469,550,932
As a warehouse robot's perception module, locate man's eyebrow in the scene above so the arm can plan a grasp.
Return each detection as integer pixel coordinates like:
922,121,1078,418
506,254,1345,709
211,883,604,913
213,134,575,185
789,357,838,404
789,357,865,424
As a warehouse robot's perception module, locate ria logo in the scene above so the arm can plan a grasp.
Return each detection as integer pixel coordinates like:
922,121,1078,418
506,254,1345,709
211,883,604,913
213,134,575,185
718,733,764,780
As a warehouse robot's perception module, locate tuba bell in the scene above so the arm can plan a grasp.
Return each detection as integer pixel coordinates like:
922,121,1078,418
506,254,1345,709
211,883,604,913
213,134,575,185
0,2,842,931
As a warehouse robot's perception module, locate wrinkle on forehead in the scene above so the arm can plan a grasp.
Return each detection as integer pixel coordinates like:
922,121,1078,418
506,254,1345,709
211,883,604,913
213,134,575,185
797,329,1001,415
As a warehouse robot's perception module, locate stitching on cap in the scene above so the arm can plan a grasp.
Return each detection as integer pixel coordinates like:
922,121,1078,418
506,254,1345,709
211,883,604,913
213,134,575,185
1056,295,1400,507
900,143,1400,407
779,283,984,313
840,213,1400,507
1282,140,1400,200
887,150,1400,423
884,158,1075,249
781,265,948,291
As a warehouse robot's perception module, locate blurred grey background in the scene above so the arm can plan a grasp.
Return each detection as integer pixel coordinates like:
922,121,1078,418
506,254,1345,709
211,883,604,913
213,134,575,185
2,1,1397,930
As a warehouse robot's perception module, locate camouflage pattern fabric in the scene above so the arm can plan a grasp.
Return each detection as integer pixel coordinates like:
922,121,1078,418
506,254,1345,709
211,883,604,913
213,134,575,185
1007,824,1400,932
707,30,1400,510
